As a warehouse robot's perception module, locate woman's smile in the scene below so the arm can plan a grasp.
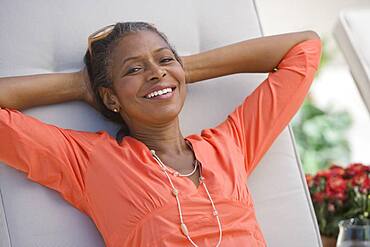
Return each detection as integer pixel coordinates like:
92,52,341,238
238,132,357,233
143,85,177,100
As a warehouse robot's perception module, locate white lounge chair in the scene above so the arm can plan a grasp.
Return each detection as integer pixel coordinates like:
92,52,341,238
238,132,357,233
334,8,370,114
0,0,322,246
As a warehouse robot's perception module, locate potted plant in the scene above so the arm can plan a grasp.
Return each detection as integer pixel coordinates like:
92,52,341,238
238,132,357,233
305,163,370,246
292,96,352,175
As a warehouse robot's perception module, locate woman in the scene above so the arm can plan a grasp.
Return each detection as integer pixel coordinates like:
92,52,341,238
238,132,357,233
0,22,321,246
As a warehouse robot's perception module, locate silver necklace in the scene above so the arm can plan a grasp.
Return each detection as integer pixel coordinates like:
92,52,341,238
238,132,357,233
150,149,223,247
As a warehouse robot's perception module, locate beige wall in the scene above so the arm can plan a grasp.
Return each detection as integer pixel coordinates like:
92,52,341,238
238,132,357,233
256,0,370,35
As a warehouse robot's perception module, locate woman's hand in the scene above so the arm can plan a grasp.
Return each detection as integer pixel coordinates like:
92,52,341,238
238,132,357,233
78,68,98,109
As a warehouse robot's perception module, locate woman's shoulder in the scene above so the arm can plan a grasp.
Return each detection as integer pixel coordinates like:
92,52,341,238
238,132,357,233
185,125,233,147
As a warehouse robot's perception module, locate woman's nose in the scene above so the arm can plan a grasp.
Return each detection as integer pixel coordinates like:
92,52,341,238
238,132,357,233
147,64,166,81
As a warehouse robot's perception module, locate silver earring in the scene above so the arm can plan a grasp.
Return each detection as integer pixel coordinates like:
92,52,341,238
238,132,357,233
113,108,119,112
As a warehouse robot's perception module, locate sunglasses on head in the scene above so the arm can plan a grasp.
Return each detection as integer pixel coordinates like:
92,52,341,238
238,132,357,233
87,24,115,57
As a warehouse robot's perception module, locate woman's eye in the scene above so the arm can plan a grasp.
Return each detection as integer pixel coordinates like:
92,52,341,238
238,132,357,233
127,67,142,74
160,57,174,63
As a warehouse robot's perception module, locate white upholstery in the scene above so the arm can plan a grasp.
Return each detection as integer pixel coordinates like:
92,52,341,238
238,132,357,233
0,0,321,246
334,8,370,114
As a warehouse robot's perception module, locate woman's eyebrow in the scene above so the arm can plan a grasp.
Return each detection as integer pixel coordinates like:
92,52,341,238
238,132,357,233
120,47,171,67
121,55,141,68
154,47,171,53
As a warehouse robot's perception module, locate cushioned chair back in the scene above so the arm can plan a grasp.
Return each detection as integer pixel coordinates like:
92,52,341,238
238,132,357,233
334,8,370,114
0,0,321,246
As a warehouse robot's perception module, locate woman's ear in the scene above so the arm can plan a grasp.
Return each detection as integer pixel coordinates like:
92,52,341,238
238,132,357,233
98,87,120,111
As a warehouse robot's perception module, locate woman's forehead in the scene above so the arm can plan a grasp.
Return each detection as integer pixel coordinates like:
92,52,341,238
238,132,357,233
113,31,170,58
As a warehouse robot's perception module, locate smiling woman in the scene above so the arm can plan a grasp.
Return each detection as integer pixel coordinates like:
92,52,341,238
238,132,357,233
84,23,185,138
0,21,321,247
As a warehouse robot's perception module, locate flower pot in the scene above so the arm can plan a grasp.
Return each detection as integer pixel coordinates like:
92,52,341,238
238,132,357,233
321,235,337,247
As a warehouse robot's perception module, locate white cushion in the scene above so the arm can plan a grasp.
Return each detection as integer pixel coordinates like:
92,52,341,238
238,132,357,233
334,8,370,113
0,0,321,246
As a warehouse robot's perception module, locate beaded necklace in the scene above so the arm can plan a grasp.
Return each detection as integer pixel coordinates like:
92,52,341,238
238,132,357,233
150,141,223,246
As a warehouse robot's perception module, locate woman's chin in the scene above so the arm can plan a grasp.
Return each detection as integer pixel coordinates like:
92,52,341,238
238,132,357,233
143,107,182,124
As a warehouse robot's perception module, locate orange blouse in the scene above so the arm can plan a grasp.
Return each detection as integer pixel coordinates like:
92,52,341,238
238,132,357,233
0,39,321,247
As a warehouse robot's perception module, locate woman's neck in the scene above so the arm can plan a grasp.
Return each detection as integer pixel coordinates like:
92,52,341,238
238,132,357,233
129,118,188,156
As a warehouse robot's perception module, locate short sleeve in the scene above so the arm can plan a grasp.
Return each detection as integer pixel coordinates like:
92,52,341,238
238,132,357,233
216,39,322,176
0,107,102,213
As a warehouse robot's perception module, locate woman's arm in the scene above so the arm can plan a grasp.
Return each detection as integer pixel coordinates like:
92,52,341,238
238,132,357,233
182,30,320,84
210,37,321,176
0,69,95,110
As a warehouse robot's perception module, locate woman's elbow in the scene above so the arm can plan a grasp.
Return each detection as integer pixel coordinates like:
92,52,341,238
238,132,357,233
304,30,321,41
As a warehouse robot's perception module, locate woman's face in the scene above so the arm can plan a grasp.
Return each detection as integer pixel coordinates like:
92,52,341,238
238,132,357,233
102,31,186,129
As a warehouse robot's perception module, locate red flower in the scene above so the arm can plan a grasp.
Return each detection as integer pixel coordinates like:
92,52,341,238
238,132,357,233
308,163,369,237
351,173,367,187
346,163,368,176
313,176,325,187
317,170,330,178
359,174,370,193
313,192,326,203
329,165,345,176
327,191,347,202
327,176,347,193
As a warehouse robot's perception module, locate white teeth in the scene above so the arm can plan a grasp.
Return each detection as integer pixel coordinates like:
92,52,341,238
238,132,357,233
146,87,173,99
